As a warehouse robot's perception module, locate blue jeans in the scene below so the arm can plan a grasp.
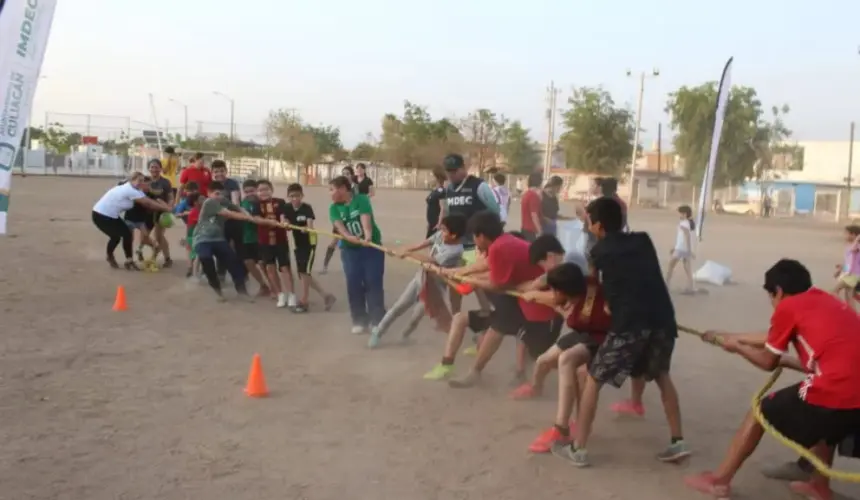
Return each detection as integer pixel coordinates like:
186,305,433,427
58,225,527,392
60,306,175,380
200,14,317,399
195,240,247,292
340,246,386,327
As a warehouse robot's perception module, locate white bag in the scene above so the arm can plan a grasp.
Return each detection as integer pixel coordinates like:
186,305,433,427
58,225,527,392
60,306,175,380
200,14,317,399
556,220,584,254
694,260,733,286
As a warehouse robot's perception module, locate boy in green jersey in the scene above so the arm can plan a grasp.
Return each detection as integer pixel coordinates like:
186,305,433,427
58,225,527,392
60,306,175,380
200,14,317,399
239,179,271,296
329,175,386,334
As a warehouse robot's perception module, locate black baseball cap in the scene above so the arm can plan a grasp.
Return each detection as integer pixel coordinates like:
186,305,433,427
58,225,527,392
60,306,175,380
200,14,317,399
443,153,465,171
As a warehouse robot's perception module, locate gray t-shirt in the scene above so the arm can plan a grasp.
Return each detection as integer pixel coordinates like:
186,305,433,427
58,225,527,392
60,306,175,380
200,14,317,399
193,197,239,246
429,231,465,268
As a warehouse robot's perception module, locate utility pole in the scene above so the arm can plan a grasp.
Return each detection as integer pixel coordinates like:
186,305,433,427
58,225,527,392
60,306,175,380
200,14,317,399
213,91,235,142
626,68,660,206
543,81,560,180
169,98,189,141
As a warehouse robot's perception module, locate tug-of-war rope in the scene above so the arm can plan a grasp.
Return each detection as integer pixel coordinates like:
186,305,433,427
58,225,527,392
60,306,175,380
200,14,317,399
196,220,860,482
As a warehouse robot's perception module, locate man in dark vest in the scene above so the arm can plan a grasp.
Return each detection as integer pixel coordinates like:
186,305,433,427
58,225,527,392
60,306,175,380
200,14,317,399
441,153,499,259
440,153,499,314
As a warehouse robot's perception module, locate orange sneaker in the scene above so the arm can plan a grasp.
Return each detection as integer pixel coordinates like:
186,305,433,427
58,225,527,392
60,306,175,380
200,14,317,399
528,424,573,453
510,383,539,400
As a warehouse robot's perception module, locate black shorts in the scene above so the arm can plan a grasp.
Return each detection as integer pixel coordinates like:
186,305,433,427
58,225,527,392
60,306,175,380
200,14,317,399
294,245,316,275
225,221,244,254
588,329,675,388
486,294,560,359
259,242,290,269
467,310,492,333
144,211,158,231
240,242,259,262
556,330,604,358
760,384,860,449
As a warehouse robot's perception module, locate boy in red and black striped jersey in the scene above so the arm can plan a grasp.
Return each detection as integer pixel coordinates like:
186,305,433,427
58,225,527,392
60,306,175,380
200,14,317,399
249,180,296,309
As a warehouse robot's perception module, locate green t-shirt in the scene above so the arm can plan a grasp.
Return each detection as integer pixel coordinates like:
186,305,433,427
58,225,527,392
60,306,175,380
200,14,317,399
193,198,239,246
240,198,258,244
329,194,381,248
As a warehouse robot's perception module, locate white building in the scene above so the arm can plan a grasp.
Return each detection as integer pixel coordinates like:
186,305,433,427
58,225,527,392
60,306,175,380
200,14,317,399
777,140,860,184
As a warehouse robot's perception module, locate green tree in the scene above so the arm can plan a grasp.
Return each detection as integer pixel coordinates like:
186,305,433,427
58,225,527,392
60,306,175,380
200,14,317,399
351,141,378,160
265,109,319,166
460,109,507,174
498,121,539,173
558,86,635,176
665,84,780,188
378,101,464,169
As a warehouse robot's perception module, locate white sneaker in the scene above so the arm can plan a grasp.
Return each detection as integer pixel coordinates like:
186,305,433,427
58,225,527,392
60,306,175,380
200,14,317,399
276,293,288,308
351,325,365,335
287,293,298,308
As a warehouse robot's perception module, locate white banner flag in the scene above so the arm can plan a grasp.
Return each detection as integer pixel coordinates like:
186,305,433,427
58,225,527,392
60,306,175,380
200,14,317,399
695,57,733,242
0,0,57,234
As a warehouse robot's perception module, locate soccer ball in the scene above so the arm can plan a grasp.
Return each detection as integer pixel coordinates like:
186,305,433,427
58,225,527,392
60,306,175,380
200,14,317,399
159,213,175,229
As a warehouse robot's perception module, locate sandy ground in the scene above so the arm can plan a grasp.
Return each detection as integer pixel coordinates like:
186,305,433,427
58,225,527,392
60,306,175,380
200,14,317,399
1,176,859,500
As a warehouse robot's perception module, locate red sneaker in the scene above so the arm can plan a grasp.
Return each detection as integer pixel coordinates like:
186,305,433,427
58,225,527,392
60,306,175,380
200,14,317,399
610,400,645,416
528,425,571,453
510,383,538,400
684,472,731,498
789,480,833,500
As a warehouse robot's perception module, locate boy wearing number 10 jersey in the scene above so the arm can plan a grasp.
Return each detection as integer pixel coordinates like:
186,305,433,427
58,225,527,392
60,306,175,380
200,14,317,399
329,176,386,334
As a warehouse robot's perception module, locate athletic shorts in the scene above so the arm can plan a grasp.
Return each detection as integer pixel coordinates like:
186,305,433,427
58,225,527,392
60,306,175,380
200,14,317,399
125,220,146,231
467,310,492,333
556,330,604,358
760,383,860,449
588,329,675,388
294,245,316,274
240,242,259,262
144,212,158,231
259,242,290,269
486,293,560,359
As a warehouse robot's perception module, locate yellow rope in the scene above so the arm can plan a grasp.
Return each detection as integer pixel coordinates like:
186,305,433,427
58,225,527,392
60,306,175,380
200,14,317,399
283,224,860,481
677,325,860,482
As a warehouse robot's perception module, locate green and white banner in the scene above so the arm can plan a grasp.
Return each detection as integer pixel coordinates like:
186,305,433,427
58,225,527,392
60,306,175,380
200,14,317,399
0,0,57,234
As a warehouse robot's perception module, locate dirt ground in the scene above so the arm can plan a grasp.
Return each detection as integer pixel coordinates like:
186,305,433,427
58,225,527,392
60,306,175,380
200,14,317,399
1,176,859,500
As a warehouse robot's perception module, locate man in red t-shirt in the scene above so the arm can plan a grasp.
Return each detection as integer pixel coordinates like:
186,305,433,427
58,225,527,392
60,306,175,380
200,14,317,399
445,211,560,389
520,172,544,241
686,259,860,500
179,152,212,196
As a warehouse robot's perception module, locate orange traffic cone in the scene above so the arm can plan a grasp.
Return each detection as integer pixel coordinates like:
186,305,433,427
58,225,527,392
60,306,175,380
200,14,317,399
244,354,269,397
112,286,128,312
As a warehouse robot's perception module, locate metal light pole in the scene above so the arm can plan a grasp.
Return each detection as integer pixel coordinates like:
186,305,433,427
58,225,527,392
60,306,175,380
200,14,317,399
543,82,560,180
168,98,189,141
626,68,660,206
213,91,235,142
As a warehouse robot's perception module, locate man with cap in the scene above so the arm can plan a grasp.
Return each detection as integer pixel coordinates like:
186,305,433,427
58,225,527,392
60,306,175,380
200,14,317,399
440,153,499,314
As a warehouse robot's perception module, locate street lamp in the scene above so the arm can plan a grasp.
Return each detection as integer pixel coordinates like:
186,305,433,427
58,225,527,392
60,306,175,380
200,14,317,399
212,91,235,142
168,98,189,142
626,68,660,206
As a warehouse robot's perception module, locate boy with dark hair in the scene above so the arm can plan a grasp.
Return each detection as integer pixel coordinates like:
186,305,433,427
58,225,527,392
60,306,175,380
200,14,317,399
250,179,296,309
239,179,271,296
554,196,687,467
508,235,591,400
284,183,336,312
686,259,860,499
439,210,561,388
520,172,544,241
193,181,279,301
368,213,466,348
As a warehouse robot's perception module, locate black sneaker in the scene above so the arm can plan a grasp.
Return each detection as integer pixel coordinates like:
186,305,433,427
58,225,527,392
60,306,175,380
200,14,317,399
294,303,308,313
135,248,144,262
124,260,141,271
107,256,120,269
162,258,173,269
185,267,193,278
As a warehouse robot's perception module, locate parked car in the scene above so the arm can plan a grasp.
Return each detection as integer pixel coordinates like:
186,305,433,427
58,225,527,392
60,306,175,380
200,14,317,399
717,199,757,215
